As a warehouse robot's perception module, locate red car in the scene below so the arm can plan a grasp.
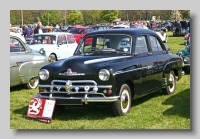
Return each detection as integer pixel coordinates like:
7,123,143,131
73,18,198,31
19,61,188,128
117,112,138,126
68,27,93,44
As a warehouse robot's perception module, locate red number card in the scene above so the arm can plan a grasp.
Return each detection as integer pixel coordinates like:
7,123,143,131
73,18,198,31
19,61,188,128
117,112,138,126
26,97,56,123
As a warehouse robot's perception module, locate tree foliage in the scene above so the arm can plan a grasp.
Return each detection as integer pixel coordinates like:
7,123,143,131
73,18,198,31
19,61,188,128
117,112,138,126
170,10,182,20
100,10,118,23
10,10,190,26
41,10,63,26
66,10,83,25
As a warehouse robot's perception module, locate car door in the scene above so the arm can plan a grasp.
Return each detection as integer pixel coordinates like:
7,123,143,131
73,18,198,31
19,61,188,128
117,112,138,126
134,35,159,94
148,35,171,85
57,35,68,60
64,34,77,58
10,36,33,86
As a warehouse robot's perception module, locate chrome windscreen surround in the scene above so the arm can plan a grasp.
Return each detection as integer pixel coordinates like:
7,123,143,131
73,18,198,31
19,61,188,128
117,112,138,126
38,80,112,94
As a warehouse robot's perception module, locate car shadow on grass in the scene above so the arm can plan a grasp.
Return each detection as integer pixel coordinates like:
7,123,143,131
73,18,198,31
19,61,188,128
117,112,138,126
162,88,190,119
10,84,33,92
12,90,167,121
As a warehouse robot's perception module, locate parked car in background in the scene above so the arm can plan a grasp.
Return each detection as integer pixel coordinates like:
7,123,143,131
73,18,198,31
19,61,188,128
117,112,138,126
176,44,190,74
153,28,168,43
91,25,110,31
173,21,189,36
153,25,168,32
29,32,78,62
42,27,62,33
34,28,182,116
68,26,93,44
111,24,130,29
60,26,75,32
163,21,172,31
10,32,49,89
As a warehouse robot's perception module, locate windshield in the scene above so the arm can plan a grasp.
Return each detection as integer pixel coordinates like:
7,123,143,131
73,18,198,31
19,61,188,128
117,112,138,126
29,35,56,45
74,34,132,55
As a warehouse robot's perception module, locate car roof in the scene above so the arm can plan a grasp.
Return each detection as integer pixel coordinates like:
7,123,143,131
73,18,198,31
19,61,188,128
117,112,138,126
33,32,73,35
10,32,26,42
86,28,156,36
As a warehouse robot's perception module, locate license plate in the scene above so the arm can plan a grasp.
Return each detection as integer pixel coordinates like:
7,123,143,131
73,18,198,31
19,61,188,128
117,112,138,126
56,99,82,105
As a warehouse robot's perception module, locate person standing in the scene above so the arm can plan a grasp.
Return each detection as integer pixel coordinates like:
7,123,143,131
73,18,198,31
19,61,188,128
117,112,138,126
34,22,43,34
22,25,31,38
175,20,182,36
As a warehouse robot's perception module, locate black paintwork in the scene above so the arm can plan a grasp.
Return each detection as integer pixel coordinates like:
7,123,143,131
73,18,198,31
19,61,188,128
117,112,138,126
38,28,182,101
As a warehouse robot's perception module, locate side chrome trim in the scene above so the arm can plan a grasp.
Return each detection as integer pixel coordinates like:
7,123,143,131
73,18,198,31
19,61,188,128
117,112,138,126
84,56,131,64
114,65,153,75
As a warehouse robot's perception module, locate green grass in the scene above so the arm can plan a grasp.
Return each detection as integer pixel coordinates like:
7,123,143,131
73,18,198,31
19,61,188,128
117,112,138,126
10,32,190,129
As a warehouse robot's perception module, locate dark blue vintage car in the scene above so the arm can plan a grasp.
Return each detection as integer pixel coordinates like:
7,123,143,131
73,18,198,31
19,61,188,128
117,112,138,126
34,28,182,116
176,45,190,74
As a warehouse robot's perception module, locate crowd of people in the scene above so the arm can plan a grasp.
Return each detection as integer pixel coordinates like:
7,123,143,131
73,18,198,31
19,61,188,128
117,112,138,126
10,19,190,40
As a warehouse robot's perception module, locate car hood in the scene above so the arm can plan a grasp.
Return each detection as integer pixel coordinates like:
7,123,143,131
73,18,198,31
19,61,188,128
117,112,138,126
42,55,131,79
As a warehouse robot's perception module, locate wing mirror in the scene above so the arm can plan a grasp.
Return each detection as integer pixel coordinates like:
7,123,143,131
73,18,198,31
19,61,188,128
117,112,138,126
165,46,170,53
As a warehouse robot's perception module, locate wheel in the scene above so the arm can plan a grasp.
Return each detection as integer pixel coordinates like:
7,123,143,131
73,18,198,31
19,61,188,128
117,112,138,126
27,77,39,89
112,84,131,116
162,71,176,94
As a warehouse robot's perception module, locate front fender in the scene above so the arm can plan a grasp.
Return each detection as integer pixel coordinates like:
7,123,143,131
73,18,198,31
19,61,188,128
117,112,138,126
163,60,182,81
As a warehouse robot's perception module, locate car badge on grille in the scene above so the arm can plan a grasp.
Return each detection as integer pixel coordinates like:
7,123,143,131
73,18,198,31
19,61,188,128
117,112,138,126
59,68,85,76
84,86,90,92
65,85,71,91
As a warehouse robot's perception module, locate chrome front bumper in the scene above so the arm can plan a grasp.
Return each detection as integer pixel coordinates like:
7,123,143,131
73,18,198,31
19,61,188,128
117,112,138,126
34,79,120,105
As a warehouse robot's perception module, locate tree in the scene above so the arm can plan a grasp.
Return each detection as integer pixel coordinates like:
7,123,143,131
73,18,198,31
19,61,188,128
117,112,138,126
67,10,83,25
41,10,63,26
170,10,182,20
100,10,118,23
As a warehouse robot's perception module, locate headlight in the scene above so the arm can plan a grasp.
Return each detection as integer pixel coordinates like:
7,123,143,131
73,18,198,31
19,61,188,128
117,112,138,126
39,69,49,80
99,69,110,81
183,57,190,63
39,48,45,55
48,54,56,63
178,51,182,56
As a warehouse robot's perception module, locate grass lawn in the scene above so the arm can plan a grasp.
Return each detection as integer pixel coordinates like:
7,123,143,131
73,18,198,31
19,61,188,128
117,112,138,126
10,32,190,129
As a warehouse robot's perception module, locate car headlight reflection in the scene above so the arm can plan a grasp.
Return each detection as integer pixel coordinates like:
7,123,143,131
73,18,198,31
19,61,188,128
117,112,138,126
39,69,49,80
99,69,110,81
183,57,190,63
39,48,45,55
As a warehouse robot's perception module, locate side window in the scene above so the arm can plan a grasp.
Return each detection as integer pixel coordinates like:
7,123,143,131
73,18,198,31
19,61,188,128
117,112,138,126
135,36,148,54
57,35,67,44
10,37,25,52
149,36,163,52
67,35,75,44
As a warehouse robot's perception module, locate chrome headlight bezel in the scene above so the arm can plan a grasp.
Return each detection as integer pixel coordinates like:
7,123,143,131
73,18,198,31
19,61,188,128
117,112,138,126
183,57,190,63
48,54,56,63
98,69,110,81
39,48,45,55
39,69,49,80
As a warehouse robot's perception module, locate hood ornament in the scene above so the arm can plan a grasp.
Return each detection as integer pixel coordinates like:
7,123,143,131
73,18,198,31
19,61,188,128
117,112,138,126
59,68,85,76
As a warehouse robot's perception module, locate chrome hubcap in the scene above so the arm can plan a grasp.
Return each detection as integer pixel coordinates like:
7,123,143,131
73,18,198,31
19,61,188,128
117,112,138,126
121,89,130,113
168,74,175,92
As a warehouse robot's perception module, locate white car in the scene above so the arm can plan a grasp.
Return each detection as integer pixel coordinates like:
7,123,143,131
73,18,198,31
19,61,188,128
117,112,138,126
155,31,168,43
29,32,78,62
112,24,130,29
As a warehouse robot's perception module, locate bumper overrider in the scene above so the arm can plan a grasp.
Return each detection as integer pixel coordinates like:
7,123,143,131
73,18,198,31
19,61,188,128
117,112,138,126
34,80,120,105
